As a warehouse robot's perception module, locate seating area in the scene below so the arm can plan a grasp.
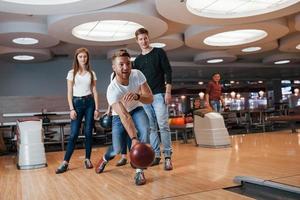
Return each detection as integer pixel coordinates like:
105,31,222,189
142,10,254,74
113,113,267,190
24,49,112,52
0,111,113,154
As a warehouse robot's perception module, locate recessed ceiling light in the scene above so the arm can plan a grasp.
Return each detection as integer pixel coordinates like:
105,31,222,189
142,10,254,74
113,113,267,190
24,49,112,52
199,92,205,98
258,80,263,83
230,91,236,98
13,55,34,61
150,43,166,48
72,20,143,42
130,57,136,62
296,44,300,50
12,37,39,45
2,0,80,5
242,46,262,52
198,81,203,85
204,29,267,46
294,80,300,84
207,58,223,63
274,60,290,64
186,0,299,19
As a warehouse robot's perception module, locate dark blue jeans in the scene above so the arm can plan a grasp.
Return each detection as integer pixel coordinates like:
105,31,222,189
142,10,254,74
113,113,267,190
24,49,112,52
120,134,131,155
104,107,149,161
64,95,95,162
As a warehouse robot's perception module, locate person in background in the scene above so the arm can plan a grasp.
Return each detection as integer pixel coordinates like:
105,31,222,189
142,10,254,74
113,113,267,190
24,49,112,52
56,47,100,174
205,73,224,112
193,98,202,110
134,28,173,170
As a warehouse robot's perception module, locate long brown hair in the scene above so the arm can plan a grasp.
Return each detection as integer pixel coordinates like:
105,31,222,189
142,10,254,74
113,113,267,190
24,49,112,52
72,47,94,87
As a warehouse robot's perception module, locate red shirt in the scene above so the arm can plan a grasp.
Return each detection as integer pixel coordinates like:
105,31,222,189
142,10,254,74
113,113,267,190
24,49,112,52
206,81,222,101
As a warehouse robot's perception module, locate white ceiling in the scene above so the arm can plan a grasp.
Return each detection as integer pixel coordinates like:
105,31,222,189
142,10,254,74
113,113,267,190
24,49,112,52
0,0,300,88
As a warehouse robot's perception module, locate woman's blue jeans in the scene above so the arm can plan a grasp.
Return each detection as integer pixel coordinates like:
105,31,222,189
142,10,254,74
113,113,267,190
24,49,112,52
64,95,95,162
104,107,149,161
120,134,131,155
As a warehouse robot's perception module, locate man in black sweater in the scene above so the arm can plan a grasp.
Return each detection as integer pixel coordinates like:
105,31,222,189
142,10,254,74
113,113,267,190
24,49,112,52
133,28,173,170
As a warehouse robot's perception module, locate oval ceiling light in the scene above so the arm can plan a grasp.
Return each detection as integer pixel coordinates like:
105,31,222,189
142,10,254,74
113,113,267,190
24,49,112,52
263,53,300,64
0,22,59,48
194,51,236,64
157,0,300,25
185,19,288,49
150,42,166,48
274,60,290,64
207,59,223,63
49,1,167,46
204,29,267,46
0,46,52,62
13,55,34,60
228,41,277,55
241,46,262,52
72,20,143,42
279,32,300,52
12,37,39,45
186,0,300,19
0,0,126,15
2,0,80,5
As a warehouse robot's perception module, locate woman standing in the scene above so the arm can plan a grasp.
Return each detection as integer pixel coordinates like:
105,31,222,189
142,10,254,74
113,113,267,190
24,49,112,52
56,47,100,174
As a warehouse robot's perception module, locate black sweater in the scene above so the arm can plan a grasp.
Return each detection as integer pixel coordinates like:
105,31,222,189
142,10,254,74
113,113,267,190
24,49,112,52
133,48,172,95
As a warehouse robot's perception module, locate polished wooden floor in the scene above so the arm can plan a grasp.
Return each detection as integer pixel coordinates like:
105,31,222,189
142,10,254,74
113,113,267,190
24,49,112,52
1,130,300,200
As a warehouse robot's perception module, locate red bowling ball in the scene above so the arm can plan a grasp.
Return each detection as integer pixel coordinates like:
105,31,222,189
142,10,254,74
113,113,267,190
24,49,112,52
130,143,154,169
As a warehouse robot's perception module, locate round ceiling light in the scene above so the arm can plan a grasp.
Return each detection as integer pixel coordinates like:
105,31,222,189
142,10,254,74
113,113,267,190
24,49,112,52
204,29,267,46
296,44,300,50
242,46,262,52
12,37,39,45
2,0,80,5
274,60,290,64
72,20,143,42
150,43,166,48
186,0,300,19
13,55,34,60
207,58,223,63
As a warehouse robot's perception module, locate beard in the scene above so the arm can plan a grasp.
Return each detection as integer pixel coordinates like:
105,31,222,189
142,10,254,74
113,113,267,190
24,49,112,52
121,72,130,79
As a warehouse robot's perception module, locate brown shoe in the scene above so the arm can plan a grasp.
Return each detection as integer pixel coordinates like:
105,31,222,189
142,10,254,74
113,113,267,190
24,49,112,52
150,157,161,166
116,158,127,167
164,158,173,171
95,157,107,174
55,162,68,174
